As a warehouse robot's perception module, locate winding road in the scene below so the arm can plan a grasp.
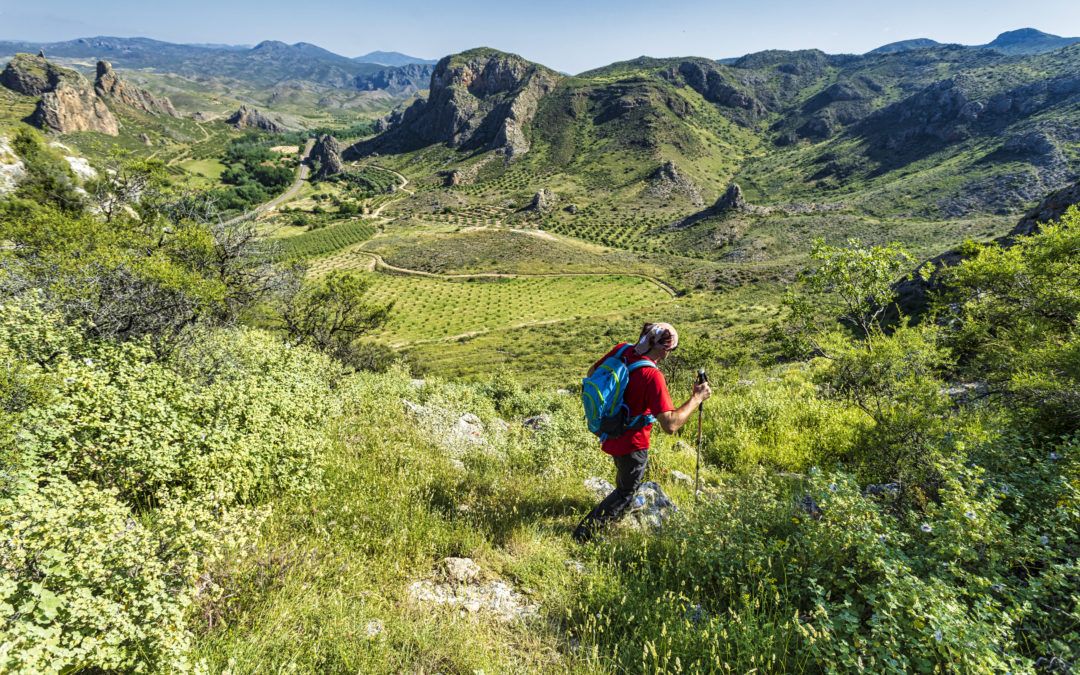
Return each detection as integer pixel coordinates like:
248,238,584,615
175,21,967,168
223,138,315,226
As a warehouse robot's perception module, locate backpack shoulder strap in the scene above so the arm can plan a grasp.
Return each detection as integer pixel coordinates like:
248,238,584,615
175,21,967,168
627,359,657,372
613,343,632,360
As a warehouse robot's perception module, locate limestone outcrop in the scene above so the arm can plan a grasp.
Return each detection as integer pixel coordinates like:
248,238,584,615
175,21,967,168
349,48,561,159
645,160,704,206
94,61,179,117
311,134,344,179
2,53,119,135
226,105,286,133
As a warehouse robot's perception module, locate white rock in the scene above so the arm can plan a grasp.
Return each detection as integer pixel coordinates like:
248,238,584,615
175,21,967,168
443,557,481,584
584,477,614,500
670,470,692,485
64,156,97,181
364,619,384,638
0,137,25,196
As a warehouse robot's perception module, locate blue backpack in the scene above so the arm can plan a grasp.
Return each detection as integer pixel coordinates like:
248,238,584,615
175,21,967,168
582,344,657,442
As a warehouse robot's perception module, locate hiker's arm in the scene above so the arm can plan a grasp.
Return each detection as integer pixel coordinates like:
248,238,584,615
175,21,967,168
655,382,711,434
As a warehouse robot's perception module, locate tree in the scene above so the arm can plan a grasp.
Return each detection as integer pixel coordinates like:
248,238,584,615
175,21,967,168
276,271,392,369
777,238,919,357
84,152,168,222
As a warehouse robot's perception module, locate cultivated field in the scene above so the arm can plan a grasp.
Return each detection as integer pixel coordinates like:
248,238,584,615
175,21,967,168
360,273,671,346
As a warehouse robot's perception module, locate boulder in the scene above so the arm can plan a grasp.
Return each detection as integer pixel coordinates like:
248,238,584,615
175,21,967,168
583,477,677,531
226,105,286,133
94,61,179,117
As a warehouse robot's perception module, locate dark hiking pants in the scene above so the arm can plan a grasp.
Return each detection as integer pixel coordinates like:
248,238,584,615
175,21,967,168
573,449,648,543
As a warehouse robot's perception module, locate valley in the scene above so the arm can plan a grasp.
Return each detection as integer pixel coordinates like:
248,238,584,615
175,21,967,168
1,23,1078,674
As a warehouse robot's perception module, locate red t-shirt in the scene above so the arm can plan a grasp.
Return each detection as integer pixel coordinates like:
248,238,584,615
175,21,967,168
591,343,675,456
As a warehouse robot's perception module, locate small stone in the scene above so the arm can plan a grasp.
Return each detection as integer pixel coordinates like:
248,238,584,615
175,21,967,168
364,619,384,638
443,557,481,584
522,414,552,431
670,470,692,485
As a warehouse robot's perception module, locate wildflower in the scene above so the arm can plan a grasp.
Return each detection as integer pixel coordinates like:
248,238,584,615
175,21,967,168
63,377,75,384
877,534,887,543
920,523,933,533
828,483,837,493
965,510,976,520
1039,535,1049,546
83,357,94,367
934,629,943,642
1049,451,1060,461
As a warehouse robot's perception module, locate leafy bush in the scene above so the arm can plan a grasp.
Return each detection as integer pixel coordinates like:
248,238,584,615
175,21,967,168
0,297,341,672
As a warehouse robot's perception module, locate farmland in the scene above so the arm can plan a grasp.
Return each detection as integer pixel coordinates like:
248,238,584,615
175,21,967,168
358,273,671,346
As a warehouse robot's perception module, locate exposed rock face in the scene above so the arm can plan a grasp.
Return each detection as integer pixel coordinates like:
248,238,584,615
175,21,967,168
33,81,119,136
584,478,677,531
0,53,54,95
666,60,766,125
354,63,434,95
349,48,561,159
645,160,704,206
893,179,1080,320
310,134,344,179
0,136,26,196
2,53,120,135
94,61,178,117
407,557,539,622
713,183,748,212
226,105,286,133
526,188,556,212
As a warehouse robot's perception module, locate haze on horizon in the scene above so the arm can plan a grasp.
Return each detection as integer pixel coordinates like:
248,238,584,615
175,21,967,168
2,0,1079,73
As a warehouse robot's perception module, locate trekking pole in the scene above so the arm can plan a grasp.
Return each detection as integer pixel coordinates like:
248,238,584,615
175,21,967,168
694,369,708,504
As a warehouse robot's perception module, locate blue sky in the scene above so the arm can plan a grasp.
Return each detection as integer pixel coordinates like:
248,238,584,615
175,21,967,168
2,0,1079,72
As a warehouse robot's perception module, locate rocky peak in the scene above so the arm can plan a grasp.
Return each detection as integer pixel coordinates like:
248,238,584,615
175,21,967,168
713,183,748,212
94,61,179,117
0,53,71,96
311,134,344,179
645,160,704,206
350,48,560,159
226,105,286,133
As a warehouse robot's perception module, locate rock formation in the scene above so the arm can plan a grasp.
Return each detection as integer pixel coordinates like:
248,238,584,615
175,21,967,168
354,63,434,95
525,188,556,212
2,53,120,135
893,179,1080,320
94,61,178,117
33,84,120,135
645,160,704,206
0,53,55,96
713,183,749,212
310,134,344,179
349,48,560,159
226,105,286,133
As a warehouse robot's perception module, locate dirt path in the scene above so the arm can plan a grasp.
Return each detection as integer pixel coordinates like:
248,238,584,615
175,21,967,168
223,138,315,226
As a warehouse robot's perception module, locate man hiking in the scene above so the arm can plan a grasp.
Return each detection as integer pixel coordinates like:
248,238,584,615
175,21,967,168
573,322,711,543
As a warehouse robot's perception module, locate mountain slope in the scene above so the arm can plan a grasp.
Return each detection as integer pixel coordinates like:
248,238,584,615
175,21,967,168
355,51,436,66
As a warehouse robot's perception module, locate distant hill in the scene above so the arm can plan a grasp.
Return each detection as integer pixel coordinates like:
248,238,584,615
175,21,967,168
355,51,436,67
982,28,1080,55
867,38,943,54
0,36,383,88
867,28,1080,56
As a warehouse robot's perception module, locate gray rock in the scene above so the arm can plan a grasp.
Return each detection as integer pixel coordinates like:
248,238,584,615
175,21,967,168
526,188,556,212
670,470,692,485
864,483,901,498
522,414,552,431
645,160,704,207
311,134,345,179
408,557,539,622
442,557,481,584
226,105,286,133
364,619,384,638
94,61,178,117
796,494,823,520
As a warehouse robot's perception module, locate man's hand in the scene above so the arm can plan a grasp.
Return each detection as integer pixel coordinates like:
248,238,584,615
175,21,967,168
657,382,712,434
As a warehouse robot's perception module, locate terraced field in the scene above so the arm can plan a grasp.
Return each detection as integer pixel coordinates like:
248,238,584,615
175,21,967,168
361,273,670,346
